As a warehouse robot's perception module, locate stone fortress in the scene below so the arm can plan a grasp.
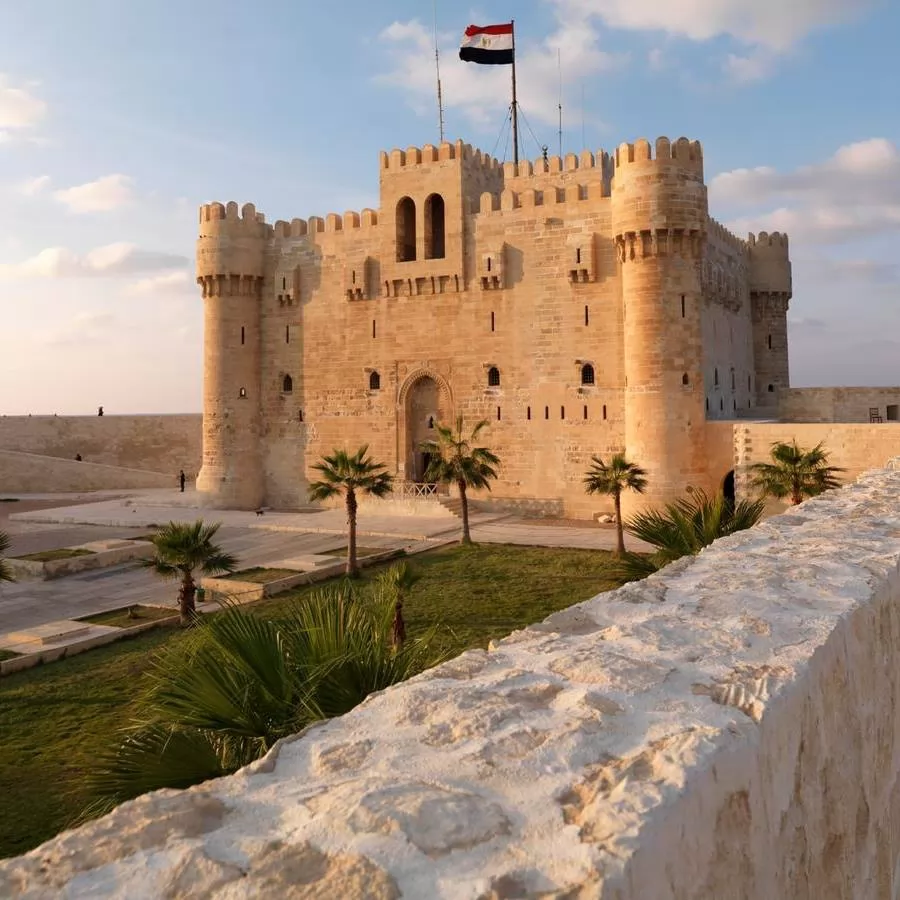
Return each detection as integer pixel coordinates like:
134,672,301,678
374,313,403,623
195,135,806,518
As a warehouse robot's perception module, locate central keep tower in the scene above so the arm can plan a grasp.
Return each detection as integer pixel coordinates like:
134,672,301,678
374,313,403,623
612,137,709,513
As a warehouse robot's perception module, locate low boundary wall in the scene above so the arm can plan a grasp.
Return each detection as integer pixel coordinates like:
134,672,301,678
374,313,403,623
2,461,900,897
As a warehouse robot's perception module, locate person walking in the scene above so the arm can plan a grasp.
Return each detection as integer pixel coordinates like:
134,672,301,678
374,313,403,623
179,469,186,493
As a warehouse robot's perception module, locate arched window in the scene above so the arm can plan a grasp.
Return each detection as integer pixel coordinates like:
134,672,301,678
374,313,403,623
731,369,736,390
714,368,719,386
427,416,435,429
488,366,501,387
682,373,690,386
580,363,595,386
768,384,775,393
282,374,293,393
369,371,381,391
396,197,416,262
424,193,445,259
238,387,247,398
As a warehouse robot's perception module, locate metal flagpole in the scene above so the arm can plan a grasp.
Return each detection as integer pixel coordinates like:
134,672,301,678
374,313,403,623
510,19,519,166
433,0,444,142
557,48,563,157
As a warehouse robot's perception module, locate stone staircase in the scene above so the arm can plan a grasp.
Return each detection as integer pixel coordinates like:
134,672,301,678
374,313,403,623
437,496,464,519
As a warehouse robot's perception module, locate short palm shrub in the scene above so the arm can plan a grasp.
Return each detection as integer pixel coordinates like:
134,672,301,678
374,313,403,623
612,488,765,582
750,440,844,505
0,531,14,583
83,572,443,816
143,520,237,626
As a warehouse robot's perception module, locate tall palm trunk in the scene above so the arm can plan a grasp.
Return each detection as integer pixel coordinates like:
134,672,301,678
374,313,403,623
346,488,359,577
458,480,471,545
613,490,625,556
791,479,802,505
178,570,196,627
391,599,406,649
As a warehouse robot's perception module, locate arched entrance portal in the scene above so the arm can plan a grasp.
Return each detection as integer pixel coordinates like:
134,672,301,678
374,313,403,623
723,470,736,506
400,372,451,482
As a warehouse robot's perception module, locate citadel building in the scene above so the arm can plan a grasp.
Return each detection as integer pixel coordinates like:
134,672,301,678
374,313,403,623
195,136,794,518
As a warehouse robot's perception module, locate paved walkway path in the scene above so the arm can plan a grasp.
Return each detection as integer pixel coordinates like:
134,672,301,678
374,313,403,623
0,490,646,635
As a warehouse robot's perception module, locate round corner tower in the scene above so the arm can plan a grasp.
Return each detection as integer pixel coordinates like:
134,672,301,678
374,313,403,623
748,231,792,404
612,136,709,514
195,201,268,509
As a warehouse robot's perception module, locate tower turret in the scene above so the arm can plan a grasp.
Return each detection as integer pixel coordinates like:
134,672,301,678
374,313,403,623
748,231,792,404
195,201,268,509
612,137,709,513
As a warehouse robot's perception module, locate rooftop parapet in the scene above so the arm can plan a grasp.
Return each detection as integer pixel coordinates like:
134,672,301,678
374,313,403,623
270,209,379,241
477,180,609,216
196,201,269,281
614,137,704,179
380,140,502,172
748,232,792,296
707,217,749,257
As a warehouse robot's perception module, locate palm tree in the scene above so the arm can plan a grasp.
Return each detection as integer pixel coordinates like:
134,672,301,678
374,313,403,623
0,531,15,584
143,520,237,626
83,579,444,816
583,454,648,556
374,560,419,648
422,416,500,545
750,440,844,505
613,488,765,582
308,446,393,577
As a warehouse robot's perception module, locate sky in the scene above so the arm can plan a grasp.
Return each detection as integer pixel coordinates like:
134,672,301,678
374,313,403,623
0,0,897,415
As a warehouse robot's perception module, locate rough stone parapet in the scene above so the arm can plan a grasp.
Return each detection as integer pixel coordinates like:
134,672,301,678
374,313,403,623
5,462,900,898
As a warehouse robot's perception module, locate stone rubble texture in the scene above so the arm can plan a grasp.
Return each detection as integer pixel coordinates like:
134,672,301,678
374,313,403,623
3,462,900,898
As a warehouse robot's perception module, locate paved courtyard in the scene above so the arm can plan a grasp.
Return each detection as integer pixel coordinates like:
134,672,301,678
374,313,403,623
0,490,647,635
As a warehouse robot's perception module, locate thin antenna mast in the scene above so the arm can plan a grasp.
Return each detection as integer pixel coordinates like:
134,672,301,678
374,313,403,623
581,81,586,150
433,0,444,142
557,48,563,157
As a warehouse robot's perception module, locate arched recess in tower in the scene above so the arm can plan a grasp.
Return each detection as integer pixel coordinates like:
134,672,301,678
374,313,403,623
424,193,446,260
396,197,416,262
400,372,451,483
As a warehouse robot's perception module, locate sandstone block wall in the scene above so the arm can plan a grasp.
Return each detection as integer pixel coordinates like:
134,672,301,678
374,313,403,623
0,415,201,492
780,387,900,423
5,461,900,898
0,450,173,493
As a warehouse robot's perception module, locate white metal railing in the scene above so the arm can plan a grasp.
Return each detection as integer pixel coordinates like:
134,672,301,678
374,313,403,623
397,481,439,498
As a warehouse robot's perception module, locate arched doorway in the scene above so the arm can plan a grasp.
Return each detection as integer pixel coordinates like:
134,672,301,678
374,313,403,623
400,372,451,482
723,470,736,507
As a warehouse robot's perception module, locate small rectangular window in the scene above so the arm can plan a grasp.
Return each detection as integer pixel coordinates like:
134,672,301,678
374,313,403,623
497,406,501,421
583,405,588,420
681,295,686,318
491,311,495,332
584,305,589,326
561,406,565,420
241,326,245,345
298,409,304,422
527,406,531,420
544,406,549,420
285,325,290,344
602,404,607,420
372,320,376,339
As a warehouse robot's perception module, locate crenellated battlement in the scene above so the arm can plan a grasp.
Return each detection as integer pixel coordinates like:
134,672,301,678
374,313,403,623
380,139,502,173
707,217,748,256
271,209,378,240
501,149,614,181
476,180,608,216
748,231,789,249
199,201,267,229
614,137,704,177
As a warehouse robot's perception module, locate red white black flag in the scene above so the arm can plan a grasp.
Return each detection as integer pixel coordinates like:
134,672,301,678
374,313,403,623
459,23,514,65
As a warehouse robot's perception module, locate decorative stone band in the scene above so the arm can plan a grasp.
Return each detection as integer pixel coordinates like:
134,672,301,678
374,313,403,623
197,274,264,299
615,228,704,263
4,461,900,899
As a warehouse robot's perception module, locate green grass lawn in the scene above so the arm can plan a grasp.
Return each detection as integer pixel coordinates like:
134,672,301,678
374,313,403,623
14,548,95,562
0,543,621,859
0,650,20,662
80,606,177,629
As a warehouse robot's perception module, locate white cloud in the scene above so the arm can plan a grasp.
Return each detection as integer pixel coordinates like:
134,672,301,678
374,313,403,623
0,74,46,132
724,49,776,83
377,17,622,131
0,243,188,279
126,270,193,296
711,138,900,243
553,0,868,52
38,311,117,347
18,174,51,196
53,174,135,213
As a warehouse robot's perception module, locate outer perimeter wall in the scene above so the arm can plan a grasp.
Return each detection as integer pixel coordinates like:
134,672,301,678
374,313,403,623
0,415,202,492
3,463,900,897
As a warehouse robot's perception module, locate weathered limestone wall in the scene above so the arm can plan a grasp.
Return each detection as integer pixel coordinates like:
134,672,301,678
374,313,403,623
0,415,202,476
4,462,900,898
0,450,173,493
780,387,900,423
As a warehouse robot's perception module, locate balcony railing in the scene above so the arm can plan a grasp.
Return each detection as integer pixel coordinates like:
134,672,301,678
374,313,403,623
396,481,441,498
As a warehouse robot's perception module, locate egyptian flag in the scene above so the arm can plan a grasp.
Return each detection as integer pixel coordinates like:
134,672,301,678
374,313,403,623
459,23,514,65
